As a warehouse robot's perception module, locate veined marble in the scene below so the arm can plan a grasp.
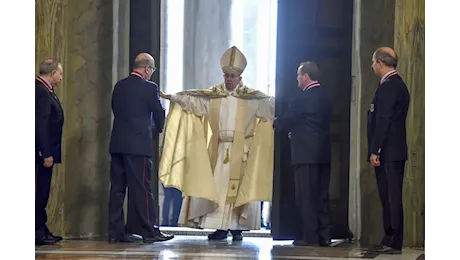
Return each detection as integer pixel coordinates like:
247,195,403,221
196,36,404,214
35,0,129,238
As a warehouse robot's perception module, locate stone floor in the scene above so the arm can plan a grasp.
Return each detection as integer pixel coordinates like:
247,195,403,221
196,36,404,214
35,235,424,260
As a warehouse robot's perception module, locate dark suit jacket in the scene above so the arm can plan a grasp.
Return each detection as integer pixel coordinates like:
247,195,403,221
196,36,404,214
109,74,165,157
35,78,64,164
274,86,332,165
367,74,410,162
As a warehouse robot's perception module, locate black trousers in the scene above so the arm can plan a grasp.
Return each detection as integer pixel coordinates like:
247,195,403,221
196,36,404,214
108,154,158,238
375,161,405,250
35,164,54,238
293,163,332,244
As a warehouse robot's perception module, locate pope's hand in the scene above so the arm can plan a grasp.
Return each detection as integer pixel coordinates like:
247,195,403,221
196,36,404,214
160,91,171,100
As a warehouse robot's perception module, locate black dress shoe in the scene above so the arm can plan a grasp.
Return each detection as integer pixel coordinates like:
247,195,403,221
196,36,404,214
44,227,62,242
370,244,384,251
319,239,332,247
126,233,143,241
230,230,243,241
36,236,56,246
108,235,136,243
375,245,402,254
143,231,174,243
293,240,304,246
47,233,63,242
208,230,229,240
292,240,318,247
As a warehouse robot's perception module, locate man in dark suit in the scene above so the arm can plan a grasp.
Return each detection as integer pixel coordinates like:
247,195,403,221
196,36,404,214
108,53,173,244
273,61,332,247
35,59,64,245
368,47,410,254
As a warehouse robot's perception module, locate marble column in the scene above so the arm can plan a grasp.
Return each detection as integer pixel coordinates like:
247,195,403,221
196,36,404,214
35,0,67,236
351,0,425,247
394,0,425,248
35,0,129,238
32,0,35,78
349,0,396,245
423,23,434,240
112,0,131,223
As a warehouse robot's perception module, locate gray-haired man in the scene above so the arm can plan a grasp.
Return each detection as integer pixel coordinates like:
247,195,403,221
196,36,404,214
35,59,64,245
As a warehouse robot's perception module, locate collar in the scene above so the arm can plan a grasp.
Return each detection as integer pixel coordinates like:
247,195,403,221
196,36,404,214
302,81,320,91
224,82,242,94
130,71,144,79
36,76,53,92
380,70,397,85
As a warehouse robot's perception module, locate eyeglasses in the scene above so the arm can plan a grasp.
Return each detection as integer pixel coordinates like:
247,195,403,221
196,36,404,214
148,66,157,73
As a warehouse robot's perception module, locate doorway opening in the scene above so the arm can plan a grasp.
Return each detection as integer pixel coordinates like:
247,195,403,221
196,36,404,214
158,0,278,234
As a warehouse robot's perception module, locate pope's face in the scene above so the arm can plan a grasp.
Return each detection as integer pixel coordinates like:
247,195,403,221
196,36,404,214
223,73,242,91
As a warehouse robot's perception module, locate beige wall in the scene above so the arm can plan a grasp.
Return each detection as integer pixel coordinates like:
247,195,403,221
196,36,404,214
35,0,129,238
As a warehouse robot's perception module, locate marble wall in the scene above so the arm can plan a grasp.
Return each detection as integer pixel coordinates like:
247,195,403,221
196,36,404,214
35,0,67,237
423,24,434,239
394,0,425,247
35,0,129,238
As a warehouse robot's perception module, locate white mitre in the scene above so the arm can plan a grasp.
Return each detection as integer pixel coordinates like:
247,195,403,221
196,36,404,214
220,46,247,75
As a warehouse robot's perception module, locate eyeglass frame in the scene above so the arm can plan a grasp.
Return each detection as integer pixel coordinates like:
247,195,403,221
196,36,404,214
147,66,157,73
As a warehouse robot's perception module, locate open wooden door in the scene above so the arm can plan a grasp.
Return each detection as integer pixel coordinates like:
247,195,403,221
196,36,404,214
271,0,354,240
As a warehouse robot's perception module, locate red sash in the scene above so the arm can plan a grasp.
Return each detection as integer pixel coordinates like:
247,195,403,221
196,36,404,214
380,71,397,85
303,81,320,91
130,71,143,79
36,77,53,93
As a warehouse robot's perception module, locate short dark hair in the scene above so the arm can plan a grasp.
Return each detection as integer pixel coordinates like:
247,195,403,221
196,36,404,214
133,59,153,69
39,59,61,75
373,49,398,69
299,61,321,81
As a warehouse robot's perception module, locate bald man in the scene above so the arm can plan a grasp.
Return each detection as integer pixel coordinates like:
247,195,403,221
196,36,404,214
35,59,64,245
108,53,173,243
367,47,410,254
